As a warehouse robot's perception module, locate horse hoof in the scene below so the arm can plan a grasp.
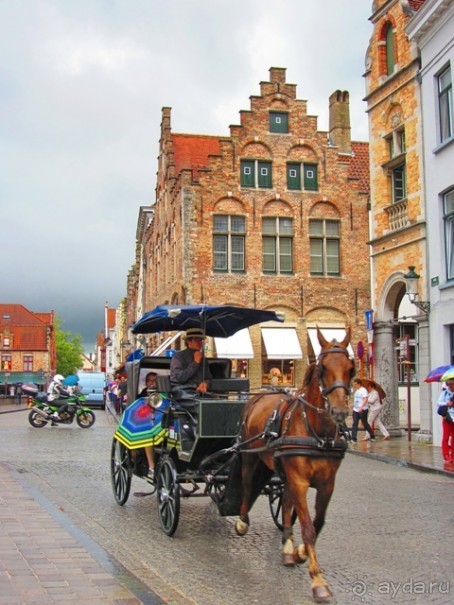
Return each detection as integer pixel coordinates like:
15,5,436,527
282,553,295,567
312,585,333,603
235,519,249,536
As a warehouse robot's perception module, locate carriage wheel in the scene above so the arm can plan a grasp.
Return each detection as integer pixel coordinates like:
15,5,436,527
268,481,297,531
156,457,180,536
110,438,132,505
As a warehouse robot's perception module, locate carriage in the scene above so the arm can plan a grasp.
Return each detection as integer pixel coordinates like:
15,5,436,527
110,304,355,602
110,304,288,536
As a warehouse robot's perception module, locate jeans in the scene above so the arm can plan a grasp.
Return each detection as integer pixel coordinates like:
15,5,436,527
351,409,374,441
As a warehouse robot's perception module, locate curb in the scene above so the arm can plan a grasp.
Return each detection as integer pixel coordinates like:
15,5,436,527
347,448,454,478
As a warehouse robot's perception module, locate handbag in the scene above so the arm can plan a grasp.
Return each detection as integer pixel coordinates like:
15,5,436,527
437,405,453,422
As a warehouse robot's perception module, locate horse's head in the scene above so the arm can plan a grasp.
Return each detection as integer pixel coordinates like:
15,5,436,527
316,326,355,423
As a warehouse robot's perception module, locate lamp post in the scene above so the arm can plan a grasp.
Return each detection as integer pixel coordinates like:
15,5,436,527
403,266,430,314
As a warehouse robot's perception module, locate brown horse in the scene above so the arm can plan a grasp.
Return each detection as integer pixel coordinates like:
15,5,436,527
234,327,354,603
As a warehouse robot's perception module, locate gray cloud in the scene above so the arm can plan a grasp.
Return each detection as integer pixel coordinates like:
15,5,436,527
0,0,372,350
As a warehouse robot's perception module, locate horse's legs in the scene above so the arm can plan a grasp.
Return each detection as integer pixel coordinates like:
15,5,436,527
235,454,259,536
287,472,333,604
281,483,299,566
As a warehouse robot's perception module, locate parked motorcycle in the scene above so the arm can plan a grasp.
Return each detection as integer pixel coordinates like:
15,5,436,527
25,386,96,429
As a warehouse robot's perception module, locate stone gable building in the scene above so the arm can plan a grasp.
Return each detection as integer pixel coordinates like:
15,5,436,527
129,68,371,389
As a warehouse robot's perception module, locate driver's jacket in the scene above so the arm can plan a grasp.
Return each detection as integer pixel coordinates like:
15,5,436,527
47,381,70,402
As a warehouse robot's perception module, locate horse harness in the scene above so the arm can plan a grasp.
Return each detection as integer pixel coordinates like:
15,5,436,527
237,343,352,461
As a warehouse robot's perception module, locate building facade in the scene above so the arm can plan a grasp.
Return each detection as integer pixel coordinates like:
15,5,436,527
365,0,430,439
0,304,56,392
128,68,371,389
407,0,454,445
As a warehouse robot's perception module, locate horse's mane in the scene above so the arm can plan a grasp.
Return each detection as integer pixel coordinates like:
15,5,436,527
303,362,317,387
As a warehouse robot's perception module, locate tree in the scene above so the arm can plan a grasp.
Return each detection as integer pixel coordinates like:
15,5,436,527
55,317,84,375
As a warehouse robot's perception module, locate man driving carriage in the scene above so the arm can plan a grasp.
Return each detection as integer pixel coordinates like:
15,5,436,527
169,328,213,400
168,328,214,448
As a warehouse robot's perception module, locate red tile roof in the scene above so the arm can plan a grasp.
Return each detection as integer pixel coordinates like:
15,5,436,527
409,0,427,11
0,304,52,351
349,142,370,194
171,134,221,177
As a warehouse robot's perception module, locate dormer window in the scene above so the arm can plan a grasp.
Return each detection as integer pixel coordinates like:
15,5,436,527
269,112,289,133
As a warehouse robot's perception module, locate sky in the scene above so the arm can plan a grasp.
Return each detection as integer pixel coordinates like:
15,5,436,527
0,0,373,352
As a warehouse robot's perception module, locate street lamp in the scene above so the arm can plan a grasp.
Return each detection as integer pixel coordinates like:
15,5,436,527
403,266,430,314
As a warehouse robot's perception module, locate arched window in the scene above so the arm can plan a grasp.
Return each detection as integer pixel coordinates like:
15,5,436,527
385,22,395,75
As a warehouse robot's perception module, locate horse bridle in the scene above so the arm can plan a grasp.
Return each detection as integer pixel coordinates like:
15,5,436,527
316,344,354,399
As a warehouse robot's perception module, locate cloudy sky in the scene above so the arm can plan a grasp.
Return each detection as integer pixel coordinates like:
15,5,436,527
1,0,373,351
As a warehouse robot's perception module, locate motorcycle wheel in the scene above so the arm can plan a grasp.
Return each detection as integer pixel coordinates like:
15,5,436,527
76,410,96,428
28,410,48,428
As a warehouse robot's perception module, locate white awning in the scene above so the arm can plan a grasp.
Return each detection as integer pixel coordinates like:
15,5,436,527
214,328,254,359
307,328,354,358
261,328,303,360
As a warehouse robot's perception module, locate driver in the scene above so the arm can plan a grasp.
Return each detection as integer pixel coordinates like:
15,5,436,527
47,374,71,421
169,328,212,401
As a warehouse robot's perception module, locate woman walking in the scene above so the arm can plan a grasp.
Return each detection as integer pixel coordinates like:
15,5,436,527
366,381,390,440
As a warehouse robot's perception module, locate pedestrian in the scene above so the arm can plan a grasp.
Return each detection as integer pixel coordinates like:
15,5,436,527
15,385,22,405
365,381,390,440
351,378,375,443
437,378,454,463
117,375,128,412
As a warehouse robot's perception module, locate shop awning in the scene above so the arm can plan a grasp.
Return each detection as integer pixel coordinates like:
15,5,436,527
0,371,47,385
261,328,303,360
214,328,254,359
307,328,354,358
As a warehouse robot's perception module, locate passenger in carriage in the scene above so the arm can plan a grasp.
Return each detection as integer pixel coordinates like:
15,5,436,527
169,328,213,401
140,372,159,484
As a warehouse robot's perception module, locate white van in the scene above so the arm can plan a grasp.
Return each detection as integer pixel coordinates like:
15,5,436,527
77,371,106,409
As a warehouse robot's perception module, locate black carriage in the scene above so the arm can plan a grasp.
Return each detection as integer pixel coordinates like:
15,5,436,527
110,304,288,535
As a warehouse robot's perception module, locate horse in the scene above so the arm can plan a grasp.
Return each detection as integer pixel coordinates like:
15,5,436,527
234,327,354,603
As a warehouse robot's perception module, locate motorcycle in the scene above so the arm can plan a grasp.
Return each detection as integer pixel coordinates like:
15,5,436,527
26,390,96,429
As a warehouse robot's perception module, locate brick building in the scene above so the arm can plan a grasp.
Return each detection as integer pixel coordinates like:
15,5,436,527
0,304,56,393
129,68,371,389
364,0,429,437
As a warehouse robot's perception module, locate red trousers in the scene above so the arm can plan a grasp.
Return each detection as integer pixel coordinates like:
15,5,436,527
441,419,454,461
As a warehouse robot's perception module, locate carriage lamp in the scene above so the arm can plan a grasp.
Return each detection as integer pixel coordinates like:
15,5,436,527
404,266,430,314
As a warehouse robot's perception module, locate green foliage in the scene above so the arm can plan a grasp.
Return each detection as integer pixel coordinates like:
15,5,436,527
54,317,84,375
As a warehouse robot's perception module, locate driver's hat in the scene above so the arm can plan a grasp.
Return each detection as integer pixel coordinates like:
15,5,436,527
184,328,206,341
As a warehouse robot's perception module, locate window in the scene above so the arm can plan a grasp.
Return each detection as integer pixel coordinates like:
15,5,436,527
385,22,395,75
309,219,340,276
304,164,318,191
392,164,406,202
262,217,293,274
213,215,245,273
269,111,289,133
23,355,33,371
286,163,318,191
438,66,453,143
444,189,454,280
2,336,10,347
1,355,12,370
395,325,418,383
387,129,406,158
240,160,272,188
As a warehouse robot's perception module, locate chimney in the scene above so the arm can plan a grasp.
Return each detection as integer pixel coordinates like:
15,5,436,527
329,90,352,153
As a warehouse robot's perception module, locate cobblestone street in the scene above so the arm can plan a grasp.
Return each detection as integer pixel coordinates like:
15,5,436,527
1,406,452,605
